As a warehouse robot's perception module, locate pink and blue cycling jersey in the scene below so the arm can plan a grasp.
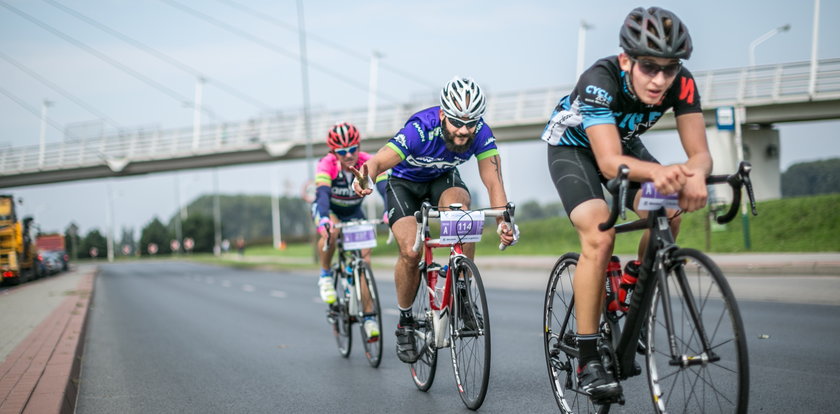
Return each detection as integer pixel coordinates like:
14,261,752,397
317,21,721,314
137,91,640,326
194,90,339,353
386,106,499,182
312,152,387,221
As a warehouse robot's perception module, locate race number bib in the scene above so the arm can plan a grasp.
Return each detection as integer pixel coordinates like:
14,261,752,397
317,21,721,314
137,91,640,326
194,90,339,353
439,211,484,243
637,182,680,211
342,224,377,250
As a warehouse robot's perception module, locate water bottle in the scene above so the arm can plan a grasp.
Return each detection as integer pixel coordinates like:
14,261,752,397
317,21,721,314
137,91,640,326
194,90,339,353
605,256,622,312
618,260,640,307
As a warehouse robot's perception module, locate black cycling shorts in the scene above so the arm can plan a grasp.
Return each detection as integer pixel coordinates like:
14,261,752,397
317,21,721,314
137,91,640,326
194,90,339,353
547,139,659,217
385,169,470,227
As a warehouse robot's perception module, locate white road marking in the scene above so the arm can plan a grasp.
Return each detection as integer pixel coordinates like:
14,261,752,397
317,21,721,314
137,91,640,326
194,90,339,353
221,280,231,288
270,290,287,298
384,309,400,316
242,284,255,292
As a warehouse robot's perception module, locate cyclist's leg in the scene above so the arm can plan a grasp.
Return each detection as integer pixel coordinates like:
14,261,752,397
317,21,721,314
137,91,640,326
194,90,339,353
314,208,340,304
386,176,426,363
548,144,621,401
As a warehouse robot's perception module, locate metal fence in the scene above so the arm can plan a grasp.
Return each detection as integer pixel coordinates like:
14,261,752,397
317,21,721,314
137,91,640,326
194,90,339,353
2,58,839,176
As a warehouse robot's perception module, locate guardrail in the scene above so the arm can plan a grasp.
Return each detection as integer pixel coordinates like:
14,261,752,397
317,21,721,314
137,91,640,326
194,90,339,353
2,58,839,177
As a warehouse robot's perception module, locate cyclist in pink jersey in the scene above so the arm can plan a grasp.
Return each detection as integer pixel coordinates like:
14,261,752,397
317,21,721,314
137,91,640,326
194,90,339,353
314,122,388,339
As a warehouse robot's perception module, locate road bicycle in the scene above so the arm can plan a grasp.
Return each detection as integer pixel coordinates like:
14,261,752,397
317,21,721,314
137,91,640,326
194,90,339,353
408,201,517,410
543,162,757,413
323,219,384,368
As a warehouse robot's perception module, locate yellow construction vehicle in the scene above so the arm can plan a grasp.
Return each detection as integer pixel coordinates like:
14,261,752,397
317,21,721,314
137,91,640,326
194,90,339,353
0,195,41,285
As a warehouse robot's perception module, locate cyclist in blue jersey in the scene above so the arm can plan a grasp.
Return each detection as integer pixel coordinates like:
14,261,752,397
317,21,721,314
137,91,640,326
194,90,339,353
352,77,518,364
541,7,711,403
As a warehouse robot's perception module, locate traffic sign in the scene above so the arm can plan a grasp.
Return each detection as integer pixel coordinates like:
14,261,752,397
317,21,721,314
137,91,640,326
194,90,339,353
183,237,195,251
148,243,158,255
89,247,98,258
171,239,181,252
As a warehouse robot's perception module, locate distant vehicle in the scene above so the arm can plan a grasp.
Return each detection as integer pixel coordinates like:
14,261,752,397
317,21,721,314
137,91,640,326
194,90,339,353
36,234,69,271
39,251,63,275
0,195,40,285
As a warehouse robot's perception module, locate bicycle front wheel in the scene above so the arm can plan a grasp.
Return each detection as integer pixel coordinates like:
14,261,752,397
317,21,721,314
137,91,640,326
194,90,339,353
410,265,438,391
544,253,611,414
450,257,491,410
645,248,749,413
356,262,383,368
332,273,352,358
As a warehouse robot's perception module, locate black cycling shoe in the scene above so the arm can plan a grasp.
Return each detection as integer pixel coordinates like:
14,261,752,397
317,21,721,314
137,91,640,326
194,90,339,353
577,360,623,403
395,324,420,363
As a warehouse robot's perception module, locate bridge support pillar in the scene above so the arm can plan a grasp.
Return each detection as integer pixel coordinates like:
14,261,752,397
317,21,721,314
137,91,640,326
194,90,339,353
707,124,781,201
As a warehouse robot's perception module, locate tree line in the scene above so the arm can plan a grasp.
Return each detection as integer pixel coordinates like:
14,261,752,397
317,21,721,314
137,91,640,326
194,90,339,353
63,158,839,257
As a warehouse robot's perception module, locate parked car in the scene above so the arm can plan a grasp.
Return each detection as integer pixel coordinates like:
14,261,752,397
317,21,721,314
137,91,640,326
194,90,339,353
39,251,63,275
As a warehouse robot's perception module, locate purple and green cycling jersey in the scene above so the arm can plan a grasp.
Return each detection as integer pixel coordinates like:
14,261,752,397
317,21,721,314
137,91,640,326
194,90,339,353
386,106,499,182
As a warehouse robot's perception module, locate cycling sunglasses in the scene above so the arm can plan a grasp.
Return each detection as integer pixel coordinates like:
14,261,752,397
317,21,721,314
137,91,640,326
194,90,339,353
631,57,682,78
334,145,358,156
447,117,479,129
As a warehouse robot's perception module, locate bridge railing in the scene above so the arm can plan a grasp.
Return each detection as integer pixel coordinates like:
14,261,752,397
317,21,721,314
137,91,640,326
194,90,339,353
2,58,840,176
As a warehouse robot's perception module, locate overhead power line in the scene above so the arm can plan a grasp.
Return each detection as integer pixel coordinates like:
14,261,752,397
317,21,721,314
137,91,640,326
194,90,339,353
0,50,122,129
0,86,64,133
213,0,433,88
40,0,273,112
0,0,222,122
159,0,402,103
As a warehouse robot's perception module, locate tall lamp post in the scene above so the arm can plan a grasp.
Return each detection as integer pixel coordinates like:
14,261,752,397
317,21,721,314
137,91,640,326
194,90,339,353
575,20,593,80
748,24,791,67
38,99,53,168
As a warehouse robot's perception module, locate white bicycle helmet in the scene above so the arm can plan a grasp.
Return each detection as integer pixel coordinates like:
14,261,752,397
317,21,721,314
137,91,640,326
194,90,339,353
439,76,486,121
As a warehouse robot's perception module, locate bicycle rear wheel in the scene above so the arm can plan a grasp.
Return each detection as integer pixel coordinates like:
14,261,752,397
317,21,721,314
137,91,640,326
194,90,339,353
332,272,352,358
450,257,491,410
410,265,438,391
645,248,749,413
543,253,611,414
356,262,383,368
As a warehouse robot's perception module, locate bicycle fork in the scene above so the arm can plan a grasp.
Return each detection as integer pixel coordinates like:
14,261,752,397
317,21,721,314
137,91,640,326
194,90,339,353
657,254,719,368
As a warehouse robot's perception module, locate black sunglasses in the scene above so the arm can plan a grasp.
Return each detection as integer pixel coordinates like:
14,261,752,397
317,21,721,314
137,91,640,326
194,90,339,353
631,57,681,78
447,117,479,129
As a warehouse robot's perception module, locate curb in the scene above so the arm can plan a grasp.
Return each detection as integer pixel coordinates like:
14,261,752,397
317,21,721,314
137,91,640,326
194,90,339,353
0,269,96,414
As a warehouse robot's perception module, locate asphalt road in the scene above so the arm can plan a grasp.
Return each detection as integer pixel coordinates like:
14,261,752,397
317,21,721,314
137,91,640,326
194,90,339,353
76,262,840,413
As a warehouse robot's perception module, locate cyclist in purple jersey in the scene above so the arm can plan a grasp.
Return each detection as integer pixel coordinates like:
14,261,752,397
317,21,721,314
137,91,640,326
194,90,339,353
542,7,711,403
351,76,518,364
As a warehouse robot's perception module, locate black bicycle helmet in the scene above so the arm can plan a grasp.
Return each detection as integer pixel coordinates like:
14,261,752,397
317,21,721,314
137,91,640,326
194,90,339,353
619,7,692,59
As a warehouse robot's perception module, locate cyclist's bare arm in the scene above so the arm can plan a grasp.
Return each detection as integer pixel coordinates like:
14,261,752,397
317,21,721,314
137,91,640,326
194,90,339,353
675,112,713,212
477,154,515,246
588,123,694,195
351,145,402,196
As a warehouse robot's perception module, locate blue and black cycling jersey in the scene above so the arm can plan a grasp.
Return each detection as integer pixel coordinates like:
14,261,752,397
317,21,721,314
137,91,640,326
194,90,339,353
541,56,703,149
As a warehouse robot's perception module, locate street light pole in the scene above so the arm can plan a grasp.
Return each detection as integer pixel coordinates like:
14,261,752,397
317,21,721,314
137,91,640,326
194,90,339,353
192,77,204,151
575,21,593,80
366,51,383,134
296,0,313,182
808,0,821,97
748,24,791,67
38,99,53,168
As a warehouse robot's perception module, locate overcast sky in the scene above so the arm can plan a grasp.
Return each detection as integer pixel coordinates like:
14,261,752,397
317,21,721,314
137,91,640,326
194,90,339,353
1,0,839,236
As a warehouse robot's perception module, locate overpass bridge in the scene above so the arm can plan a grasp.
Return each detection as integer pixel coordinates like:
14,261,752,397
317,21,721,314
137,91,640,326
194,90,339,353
1,58,839,189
